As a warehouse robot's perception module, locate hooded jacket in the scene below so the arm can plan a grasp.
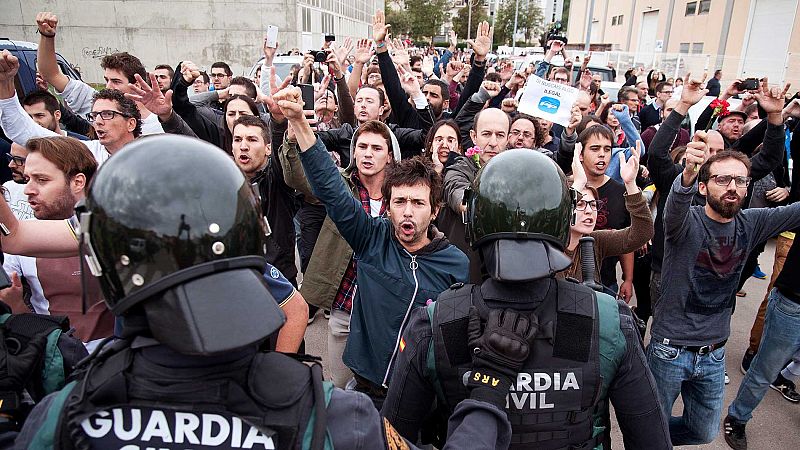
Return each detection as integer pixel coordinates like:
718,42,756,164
278,121,401,310
299,135,469,388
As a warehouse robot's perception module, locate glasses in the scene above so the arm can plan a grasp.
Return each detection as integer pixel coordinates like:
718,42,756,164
554,77,569,83
510,130,535,139
86,110,131,123
4,153,25,165
575,199,599,211
660,91,674,95
210,73,229,78
710,174,751,188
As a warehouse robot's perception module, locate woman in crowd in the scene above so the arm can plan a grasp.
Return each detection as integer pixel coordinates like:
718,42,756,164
425,119,462,171
562,149,654,293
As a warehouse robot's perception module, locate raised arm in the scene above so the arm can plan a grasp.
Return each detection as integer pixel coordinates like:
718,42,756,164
663,135,709,239
748,79,791,181
34,12,69,92
0,51,59,145
273,86,378,255
348,39,372,99
647,73,707,191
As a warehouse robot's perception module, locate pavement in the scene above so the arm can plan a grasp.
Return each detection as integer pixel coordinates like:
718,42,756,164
301,238,800,449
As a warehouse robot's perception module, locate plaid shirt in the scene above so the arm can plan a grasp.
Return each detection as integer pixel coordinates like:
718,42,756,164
331,174,386,313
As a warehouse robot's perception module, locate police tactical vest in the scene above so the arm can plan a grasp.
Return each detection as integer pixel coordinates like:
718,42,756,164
43,340,332,450
430,279,606,450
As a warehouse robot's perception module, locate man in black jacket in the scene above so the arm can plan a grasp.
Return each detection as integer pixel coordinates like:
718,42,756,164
638,81,673,130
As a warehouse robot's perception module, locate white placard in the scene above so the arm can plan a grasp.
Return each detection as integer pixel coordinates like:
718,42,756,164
517,75,578,127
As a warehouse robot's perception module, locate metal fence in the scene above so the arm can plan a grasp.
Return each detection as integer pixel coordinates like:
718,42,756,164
573,51,800,90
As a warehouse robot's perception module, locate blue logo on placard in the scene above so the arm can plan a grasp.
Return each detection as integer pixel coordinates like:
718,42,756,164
538,96,560,113
270,266,281,279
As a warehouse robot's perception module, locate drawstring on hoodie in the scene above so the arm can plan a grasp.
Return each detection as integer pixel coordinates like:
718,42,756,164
382,253,420,388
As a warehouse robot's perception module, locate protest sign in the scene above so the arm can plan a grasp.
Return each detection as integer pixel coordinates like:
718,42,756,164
517,75,578,127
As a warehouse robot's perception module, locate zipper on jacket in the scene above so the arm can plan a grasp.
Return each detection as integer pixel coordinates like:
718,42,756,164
382,253,420,388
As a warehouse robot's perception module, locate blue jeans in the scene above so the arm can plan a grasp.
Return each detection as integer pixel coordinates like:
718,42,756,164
646,338,726,445
729,288,800,422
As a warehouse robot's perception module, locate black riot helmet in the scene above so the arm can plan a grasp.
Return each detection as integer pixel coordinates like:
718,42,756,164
466,149,574,282
79,135,284,355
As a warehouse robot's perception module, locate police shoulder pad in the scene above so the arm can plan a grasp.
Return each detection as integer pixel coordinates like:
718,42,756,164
448,282,465,290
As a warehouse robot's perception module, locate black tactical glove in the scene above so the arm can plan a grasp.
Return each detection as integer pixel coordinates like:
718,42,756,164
466,307,538,408
0,325,47,428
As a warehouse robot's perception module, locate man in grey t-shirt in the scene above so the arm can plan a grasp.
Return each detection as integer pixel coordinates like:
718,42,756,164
647,138,800,445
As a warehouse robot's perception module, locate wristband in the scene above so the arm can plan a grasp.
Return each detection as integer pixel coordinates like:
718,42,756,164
376,41,386,49
37,30,55,38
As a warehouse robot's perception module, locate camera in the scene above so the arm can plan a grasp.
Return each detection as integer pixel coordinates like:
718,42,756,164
738,78,760,91
310,50,331,63
542,22,568,49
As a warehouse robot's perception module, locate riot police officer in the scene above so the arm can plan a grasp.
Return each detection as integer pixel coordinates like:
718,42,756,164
381,149,672,449
9,135,530,450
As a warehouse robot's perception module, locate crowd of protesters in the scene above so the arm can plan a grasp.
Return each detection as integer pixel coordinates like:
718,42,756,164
1,9,800,450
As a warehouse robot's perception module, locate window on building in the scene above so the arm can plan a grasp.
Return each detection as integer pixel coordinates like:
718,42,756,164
698,0,711,13
612,16,617,25
617,15,623,26
685,1,697,15
679,43,690,53
302,7,311,32
692,42,704,53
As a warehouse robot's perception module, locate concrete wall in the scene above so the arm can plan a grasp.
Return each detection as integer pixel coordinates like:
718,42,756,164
0,0,375,83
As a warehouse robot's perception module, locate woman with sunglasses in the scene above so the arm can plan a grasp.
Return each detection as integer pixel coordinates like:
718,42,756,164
562,149,654,293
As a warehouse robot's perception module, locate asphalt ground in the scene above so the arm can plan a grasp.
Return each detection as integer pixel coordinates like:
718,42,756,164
301,238,799,449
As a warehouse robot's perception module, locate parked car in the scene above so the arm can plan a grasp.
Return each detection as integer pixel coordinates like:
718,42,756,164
248,55,304,84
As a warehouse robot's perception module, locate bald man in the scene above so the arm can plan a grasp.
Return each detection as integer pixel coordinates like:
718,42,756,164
442,106,511,282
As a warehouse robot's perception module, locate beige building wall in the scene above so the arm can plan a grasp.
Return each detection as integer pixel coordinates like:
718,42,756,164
566,0,800,85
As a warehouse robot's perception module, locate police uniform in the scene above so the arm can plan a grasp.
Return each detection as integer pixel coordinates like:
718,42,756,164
10,135,517,450
382,150,672,449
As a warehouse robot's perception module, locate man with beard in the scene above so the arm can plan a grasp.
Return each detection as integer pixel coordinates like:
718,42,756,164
0,137,114,350
21,90,87,140
273,86,468,408
647,145,800,446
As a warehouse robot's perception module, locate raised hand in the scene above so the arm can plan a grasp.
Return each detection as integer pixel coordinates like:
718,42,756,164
180,61,201,84
446,60,464,79
679,72,709,108
263,37,278,66
273,86,306,122
397,64,423,98
723,79,744,99
315,74,331,100
566,104,582,135
421,56,435,77
571,143,587,192
467,21,493,60
683,131,709,183
334,37,354,68
354,38,373,65
390,38,411,70
373,10,390,43
579,70,592,90
125,73,173,120
448,30,458,50
481,80,502,98
783,98,800,119
35,12,58,37
325,51,343,78
753,78,791,115
505,71,526,91
0,50,20,82
619,144,641,185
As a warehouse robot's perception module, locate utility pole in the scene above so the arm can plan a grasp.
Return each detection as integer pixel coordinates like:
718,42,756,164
512,0,520,55
467,0,474,40
584,0,596,52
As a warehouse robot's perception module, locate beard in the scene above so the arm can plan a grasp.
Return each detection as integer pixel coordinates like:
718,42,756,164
707,191,743,219
33,187,77,220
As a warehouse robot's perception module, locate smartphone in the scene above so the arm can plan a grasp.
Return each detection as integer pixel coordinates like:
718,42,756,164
325,34,336,42
266,25,278,48
738,78,759,91
298,84,315,110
